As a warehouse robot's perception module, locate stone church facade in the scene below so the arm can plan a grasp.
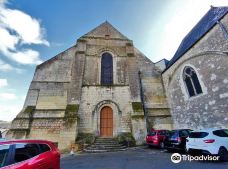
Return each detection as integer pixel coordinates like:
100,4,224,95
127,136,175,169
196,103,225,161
7,21,171,149
8,7,228,150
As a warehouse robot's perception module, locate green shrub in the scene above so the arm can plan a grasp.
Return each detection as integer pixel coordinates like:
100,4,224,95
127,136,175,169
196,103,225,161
76,133,95,145
117,132,136,147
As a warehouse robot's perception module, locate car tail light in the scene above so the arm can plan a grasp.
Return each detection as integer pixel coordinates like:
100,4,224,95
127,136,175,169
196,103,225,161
203,139,215,143
177,137,182,142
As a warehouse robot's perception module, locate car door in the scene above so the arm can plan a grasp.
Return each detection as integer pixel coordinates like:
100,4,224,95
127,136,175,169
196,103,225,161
158,131,165,141
0,144,11,169
36,144,53,169
213,129,228,151
179,130,189,147
9,143,47,169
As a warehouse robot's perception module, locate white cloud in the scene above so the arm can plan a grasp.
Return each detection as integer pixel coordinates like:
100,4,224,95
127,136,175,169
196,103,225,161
0,59,24,73
0,78,7,88
0,0,48,65
1,8,49,45
4,49,42,65
0,92,17,100
0,104,22,121
162,0,228,60
146,0,228,62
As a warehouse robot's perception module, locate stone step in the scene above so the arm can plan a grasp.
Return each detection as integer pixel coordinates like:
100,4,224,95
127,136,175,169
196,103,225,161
86,146,126,150
83,137,127,153
90,145,126,149
95,139,118,142
94,141,118,144
84,148,126,153
93,142,119,144
92,144,123,147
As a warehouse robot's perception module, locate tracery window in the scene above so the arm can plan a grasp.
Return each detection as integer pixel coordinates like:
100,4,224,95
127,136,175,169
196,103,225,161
183,66,202,97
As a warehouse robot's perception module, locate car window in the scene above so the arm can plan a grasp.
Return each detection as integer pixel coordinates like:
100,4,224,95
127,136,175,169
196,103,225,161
169,131,178,137
180,130,189,137
39,144,51,153
160,131,167,136
14,143,40,163
189,132,209,138
0,144,10,167
165,131,170,136
213,129,228,137
148,131,156,136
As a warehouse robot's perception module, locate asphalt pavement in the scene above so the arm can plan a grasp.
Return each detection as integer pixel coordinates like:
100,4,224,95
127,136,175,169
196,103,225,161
61,146,228,169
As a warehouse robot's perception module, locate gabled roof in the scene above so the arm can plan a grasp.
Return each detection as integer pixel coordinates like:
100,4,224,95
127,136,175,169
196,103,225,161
81,21,130,40
155,58,169,66
164,6,228,72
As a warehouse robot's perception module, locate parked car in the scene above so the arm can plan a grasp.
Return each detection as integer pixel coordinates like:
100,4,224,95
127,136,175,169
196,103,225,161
186,128,228,161
146,129,170,148
164,129,192,152
0,139,60,169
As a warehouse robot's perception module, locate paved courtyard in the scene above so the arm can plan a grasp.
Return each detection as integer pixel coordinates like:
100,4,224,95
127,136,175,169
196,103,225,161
61,147,228,169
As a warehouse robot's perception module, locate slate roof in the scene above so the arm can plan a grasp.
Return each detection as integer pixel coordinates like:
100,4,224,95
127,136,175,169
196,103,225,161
164,6,228,72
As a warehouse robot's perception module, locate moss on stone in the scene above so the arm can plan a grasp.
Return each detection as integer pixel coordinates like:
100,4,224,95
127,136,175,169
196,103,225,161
24,106,35,114
131,115,144,119
117,132,136,147
76,133,95,145
63,104,79,128
66,104,79,113
132,102,143,112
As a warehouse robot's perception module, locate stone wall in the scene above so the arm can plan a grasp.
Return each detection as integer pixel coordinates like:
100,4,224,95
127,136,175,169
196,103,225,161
8,22,171,148
162,14,228,130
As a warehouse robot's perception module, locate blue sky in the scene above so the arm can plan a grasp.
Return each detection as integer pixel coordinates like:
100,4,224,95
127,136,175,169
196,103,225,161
0,0,227,121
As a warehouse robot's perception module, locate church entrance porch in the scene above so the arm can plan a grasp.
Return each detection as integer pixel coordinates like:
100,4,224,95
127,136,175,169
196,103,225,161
100,106,113,137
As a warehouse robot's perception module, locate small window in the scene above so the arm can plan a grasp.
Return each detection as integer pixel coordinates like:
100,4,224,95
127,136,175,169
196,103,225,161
183,66,203,97
0,145,10,167
39,144,51,153
213,129,228,137
14,143,40,163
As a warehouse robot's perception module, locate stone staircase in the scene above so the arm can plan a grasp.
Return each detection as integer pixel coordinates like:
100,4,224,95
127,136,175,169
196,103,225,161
84,137,127,153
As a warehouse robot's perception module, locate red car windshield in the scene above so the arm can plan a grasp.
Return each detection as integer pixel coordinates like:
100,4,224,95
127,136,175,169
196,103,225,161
148,131,156,136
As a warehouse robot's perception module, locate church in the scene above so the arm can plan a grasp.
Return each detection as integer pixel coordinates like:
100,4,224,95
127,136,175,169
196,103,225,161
7,6,228,150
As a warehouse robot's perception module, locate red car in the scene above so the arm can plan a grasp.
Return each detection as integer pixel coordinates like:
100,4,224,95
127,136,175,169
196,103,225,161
146,129,170,148
0,140,60,169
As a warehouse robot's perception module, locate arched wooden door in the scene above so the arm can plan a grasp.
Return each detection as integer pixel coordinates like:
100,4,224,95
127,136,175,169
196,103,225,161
100,106,113,137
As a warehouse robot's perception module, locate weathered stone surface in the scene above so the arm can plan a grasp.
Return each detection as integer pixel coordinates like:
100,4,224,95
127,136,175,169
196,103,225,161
7,22,170,149
162,14,228,130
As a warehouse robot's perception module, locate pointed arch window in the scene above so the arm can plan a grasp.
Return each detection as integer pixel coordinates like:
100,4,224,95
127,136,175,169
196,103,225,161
183,66,202,97
101,53,113,85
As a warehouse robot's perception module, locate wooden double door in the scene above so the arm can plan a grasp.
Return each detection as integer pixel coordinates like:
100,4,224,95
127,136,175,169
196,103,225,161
100,106,113,137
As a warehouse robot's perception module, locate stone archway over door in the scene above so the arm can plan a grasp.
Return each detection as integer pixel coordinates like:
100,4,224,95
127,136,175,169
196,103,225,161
100,106,113,137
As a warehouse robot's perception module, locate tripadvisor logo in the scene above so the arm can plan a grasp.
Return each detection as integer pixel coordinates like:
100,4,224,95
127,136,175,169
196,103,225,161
171,153,220,163
171,153,182,163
